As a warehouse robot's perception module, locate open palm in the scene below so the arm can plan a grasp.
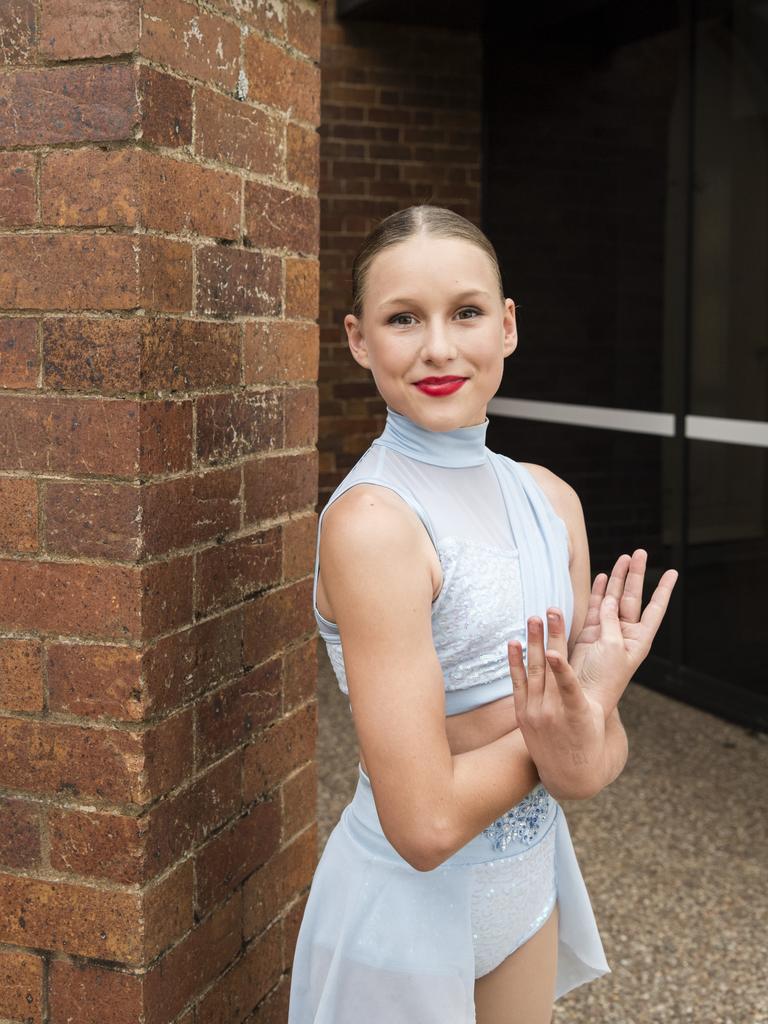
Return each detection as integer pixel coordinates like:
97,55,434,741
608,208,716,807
568,549,679,716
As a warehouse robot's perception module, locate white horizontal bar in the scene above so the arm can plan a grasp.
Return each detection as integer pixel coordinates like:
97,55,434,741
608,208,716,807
487,396,676,436
685,415,768,448
488,397,768,448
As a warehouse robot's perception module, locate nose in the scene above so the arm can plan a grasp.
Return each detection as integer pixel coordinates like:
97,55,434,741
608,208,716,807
420,321,458,364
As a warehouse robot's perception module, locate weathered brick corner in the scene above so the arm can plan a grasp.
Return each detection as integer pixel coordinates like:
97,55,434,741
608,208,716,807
0,1,321,1020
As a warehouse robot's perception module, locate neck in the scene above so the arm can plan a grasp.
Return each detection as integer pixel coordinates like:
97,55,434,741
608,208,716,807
371,405,489,468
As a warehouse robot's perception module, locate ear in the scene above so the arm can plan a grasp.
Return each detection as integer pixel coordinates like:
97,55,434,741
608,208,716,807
345,313,371,370
502,299,518,357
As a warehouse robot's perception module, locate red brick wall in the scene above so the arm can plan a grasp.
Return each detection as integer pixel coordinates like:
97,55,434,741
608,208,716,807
318,0,484,504
0,2,320,1021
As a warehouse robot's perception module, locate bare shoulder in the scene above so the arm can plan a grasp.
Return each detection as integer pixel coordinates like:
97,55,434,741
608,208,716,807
518,462,583,562
322,482,419,540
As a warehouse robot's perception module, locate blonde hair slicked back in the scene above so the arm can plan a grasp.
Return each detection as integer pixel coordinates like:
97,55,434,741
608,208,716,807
350,204,505,321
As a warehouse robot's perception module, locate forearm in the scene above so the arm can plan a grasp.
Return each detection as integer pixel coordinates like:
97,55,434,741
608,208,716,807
440,728,541,861
598,706,629,790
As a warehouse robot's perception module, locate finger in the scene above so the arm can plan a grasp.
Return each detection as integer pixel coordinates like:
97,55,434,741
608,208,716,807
581,573,608,632
599,589,624,645
545,649,588,712
605,553,632,603
637,568,679,643
619,549,647,624
546,607,569,660
508,639,528,716
525,616,547,716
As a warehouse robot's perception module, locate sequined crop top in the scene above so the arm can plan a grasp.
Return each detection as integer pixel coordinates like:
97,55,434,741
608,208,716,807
313,405,574,716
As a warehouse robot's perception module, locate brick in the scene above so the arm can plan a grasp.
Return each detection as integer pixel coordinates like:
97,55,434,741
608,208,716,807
282,636,316,713
239,571,301,656
242,826,316,938
243,32,320,125
144,857,195,960
0,1,36,65
1,709,190,804
281,512,315,583
0,797,41,869
283,384,318,448
0,872,143,960
281,761,316,842
243,450,317,523
43,317,240,394
206,0,285,39
47,642,142,720
140,0,240,91
243,320,318,384
243,974,290,1024
282,892,307,974
0,638,43,712
0,560,141,639
140,317,242,391
284,257,318,320
244,181,319,255
43,480,141,560
242,701,316,799
43,317,141,393
196,919,282,1024
0,318,39,388
0,948,43,1024
142,466,241,557
196,527,282,617
137,235,194,314
140,151,241,240
197,246,282,319
49,959,143,1024
142,609,243,713
140,398,194,474
196,657,282,769
286,1,321,63
141,555,194,639
40,0,140,60
137,64,193,148
0,64,139,146
49,806,146,883
287,122,320,189
196,390,284,465
195,797,280,916
0,152,36,227
140,893,242,1024
41,148,140,228
142,755,241,879
0,476,38,552
195,86,283,175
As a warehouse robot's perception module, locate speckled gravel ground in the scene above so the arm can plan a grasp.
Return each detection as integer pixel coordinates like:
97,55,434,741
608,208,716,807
316,644,768,1023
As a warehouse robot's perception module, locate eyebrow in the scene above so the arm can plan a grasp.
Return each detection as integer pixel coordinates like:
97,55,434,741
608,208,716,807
377,289,492,309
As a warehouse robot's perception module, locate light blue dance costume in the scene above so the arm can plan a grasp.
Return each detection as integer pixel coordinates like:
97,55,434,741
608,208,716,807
288,406,610,1023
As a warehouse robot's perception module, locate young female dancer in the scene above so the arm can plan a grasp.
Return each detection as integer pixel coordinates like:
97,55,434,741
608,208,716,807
288,205,678,1024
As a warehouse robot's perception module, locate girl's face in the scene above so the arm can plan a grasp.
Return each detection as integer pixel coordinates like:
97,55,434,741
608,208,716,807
344,234,517,431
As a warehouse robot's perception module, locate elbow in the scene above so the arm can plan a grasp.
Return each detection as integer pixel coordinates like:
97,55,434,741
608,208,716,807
387,818,456,873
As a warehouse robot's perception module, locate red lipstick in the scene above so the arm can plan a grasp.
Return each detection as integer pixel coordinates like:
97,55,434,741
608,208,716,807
413,376,467,396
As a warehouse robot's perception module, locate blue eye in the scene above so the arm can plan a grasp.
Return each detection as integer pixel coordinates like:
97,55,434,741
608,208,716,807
387,307,482,326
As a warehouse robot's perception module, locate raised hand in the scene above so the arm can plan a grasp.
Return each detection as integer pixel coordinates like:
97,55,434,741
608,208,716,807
567,549,679,717
508,613,613,801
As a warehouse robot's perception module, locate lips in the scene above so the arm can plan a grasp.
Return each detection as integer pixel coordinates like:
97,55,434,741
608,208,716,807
413,377,468,396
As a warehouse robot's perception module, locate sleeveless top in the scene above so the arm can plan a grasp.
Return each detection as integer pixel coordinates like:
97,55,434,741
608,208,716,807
313,405,574,714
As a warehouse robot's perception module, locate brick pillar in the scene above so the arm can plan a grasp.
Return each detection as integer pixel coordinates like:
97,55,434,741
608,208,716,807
0,2,320,1021
318,0,483,504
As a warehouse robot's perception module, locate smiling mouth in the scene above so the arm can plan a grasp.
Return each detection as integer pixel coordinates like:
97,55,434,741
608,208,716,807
415,376,467,384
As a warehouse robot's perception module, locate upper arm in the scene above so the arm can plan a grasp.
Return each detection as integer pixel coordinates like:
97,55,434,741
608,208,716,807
320,485,453,868
519,463,591,658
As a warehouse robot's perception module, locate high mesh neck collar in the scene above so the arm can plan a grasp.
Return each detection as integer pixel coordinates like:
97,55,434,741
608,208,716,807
371,405,489,468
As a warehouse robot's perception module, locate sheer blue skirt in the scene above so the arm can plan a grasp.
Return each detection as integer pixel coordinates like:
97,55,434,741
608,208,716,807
288,766,610,1023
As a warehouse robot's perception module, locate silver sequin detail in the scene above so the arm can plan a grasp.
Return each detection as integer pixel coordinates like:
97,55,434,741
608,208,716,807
482,784,551,851
321,535,526,700
470,822,557,978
